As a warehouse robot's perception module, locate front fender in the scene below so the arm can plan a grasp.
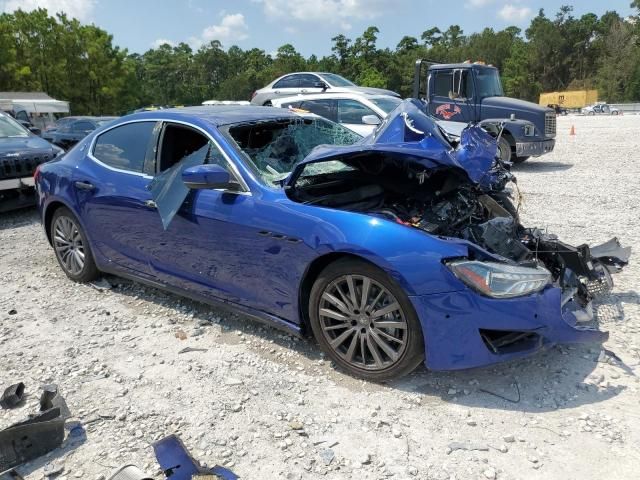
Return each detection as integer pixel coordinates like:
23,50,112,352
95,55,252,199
298,207,469,295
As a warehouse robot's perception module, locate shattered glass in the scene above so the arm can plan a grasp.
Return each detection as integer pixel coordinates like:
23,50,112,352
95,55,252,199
147,143,209,229
227,117,361,185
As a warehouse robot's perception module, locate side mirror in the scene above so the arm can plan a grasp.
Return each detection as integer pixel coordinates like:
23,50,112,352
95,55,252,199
313,81,329,90
182,164,240,190
362,115,381,125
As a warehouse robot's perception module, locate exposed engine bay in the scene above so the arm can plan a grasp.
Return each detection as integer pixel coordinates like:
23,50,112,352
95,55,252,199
288,152,631,312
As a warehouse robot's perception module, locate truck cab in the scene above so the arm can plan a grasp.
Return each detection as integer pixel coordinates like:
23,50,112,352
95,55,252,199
413,60,556,163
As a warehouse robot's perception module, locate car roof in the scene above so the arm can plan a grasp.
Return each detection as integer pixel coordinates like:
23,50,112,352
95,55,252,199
118,105,299,127
274,92,397,103
429,63,497,71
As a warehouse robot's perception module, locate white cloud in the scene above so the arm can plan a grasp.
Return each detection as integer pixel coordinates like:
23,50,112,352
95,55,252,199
498,4,533,22
151,38,175,48
465,0,495,8
200,13,249,45
257,0,386,27
1,0,95,21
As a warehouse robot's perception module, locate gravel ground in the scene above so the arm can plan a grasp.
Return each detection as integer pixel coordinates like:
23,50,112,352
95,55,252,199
1,115,639,480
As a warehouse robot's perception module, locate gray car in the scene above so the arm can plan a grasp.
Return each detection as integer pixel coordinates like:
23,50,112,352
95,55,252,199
250,72,400,106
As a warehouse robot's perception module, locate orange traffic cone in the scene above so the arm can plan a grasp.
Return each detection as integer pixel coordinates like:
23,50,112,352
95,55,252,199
569,125,576,136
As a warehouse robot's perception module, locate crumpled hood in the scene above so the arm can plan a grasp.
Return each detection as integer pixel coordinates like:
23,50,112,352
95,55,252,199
287,99,500,188
0,135,56,156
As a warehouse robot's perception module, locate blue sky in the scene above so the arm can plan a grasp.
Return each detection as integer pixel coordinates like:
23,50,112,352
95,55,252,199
1,0,636,56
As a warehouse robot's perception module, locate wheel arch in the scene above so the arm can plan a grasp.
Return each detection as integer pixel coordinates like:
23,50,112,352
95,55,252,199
297,252,399,337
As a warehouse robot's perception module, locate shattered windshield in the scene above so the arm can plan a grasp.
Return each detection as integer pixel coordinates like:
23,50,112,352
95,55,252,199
0,115,29,138
224,116,361,185
475,68,504,98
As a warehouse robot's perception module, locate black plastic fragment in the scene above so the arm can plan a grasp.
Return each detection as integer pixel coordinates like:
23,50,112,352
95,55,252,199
0,383,25,409
0,386,69,472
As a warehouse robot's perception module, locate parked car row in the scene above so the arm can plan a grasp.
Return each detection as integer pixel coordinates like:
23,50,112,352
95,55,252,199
42,116,118,149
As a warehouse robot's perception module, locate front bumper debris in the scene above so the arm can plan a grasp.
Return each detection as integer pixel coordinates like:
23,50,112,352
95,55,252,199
515,139,555,157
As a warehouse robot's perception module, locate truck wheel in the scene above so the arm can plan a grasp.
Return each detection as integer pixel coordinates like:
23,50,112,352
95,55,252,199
497,137,512,163
512,156,529,164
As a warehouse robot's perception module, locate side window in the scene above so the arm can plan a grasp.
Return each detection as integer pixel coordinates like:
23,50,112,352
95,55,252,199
159,124,216,172
452,70,474,98
298,74,320,88
93,122,156,173
337,99,377,124
299,99,337,122
273,75,300,89
16,111,29,122
433,71,453,97
73,121,95,132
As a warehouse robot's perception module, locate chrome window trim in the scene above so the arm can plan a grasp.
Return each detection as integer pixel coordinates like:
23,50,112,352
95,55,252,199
87,117,252,194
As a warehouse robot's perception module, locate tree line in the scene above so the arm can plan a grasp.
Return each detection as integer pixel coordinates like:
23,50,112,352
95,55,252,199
0,4,639,115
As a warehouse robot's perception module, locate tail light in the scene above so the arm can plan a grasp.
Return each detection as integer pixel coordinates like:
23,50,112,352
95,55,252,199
251,91,257,100
33,164,41,186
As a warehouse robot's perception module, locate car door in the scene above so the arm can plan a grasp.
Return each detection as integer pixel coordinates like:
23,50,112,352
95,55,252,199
336,98,379,136
298,73,326,94
74,120,161,279
429,69,474,123
143,121,280,311
296,99,337,122
271,75,302,100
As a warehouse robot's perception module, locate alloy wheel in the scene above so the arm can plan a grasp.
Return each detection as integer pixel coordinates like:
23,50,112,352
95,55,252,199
53,216,86,275
318,274,409,371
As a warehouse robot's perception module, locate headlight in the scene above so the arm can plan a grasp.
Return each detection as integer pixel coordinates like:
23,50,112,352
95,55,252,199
523,124,535,137
52,145,65,157
447,260,551,298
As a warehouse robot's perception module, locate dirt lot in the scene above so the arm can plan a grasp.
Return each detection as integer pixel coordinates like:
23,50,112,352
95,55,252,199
1,115,639,480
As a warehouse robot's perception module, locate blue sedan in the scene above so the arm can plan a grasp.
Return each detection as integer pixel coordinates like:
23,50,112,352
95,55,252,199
35,100,629,381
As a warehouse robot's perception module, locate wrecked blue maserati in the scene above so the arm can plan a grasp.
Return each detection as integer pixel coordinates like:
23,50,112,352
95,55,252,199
35,100,630,381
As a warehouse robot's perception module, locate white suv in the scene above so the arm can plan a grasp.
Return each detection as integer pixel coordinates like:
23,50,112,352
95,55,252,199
251,72,400,106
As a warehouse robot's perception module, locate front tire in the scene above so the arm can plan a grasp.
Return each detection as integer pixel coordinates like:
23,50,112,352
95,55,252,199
309,259,424,381
51,207,99,283
497,136,512,163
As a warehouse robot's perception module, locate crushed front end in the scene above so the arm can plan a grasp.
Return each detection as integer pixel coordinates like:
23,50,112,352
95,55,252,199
287,100,631,370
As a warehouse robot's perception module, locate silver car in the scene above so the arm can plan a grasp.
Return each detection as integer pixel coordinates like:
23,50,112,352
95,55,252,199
250,72,400,106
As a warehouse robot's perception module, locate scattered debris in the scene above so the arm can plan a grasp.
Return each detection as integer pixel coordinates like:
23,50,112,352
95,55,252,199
107,464,153,480
174,330,187,340
0,382,25,409
0,387,69,471
90,278,113,291
447,441,490,454
43,459,65,477
319,448,335,466
153,434,238,480
178,347,208,354
479,381,521,403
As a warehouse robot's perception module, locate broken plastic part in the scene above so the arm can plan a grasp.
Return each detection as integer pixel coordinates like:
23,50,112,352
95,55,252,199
0,392,68,472
0,383,25,409
153,434,238,480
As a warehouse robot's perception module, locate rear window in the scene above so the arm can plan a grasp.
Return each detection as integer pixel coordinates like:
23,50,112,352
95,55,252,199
93,122,156,173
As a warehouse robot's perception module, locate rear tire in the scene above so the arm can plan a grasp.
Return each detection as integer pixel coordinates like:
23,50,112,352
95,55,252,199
50,207,99,283
263,100,272,107
309,258,424,382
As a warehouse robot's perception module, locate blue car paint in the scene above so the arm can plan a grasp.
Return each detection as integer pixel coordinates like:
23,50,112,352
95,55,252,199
36,103,607,371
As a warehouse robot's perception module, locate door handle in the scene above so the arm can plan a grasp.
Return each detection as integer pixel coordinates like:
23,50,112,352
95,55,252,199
301,89,307,93
144,199,157,209
74,181,95,191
